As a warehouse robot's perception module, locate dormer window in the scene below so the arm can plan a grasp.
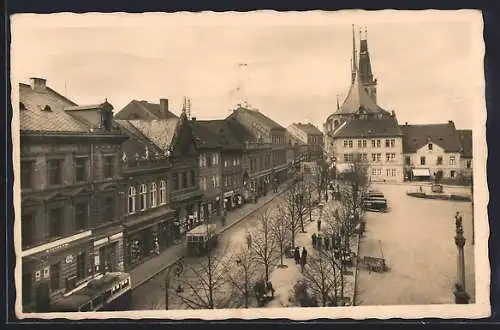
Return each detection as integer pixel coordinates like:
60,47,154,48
42,105,52,112
20,102,26,110
428,143,433,151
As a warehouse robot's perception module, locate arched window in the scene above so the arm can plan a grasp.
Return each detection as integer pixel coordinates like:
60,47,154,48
159,180,167,205
139,184,147,211
128,186,137,214
150,182,157,208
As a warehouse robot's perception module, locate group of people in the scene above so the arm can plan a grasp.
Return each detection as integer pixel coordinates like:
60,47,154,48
293,246,308,272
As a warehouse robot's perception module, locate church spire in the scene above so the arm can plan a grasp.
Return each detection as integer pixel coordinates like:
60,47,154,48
351,24,357,83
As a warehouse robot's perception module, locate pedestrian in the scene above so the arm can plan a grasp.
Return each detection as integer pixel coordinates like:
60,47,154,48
294,247,301,264
324,236,330,250
419,186,423,193
317,219,322,232
312,233,317,249
246,232,252,249
317,235,322,250
301,247,308,265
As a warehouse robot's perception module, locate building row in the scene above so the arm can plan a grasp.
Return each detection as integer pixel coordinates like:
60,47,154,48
324,26,473,184
18,77,324,312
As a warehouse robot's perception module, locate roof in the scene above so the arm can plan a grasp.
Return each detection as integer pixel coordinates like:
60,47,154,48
335,71,390,116
457,129,472,158
191,119,244,150
333,117,402,138
19,83,91,133
189,120,222,149
233,106,285,130
225,116,258,143
399,122,462,153
115,100,178,120
291,122,323,135
115,118,179,151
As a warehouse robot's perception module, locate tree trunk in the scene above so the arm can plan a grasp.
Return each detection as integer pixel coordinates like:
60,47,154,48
280,245,284,266
265,264,270,283
165,276,170,310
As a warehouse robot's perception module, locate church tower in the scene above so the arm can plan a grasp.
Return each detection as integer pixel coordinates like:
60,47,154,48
358,27,378,104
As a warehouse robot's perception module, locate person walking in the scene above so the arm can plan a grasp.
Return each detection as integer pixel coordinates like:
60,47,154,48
317,235,323,250
294,247,301,265
317,218,322,232
312,233,317,249
246,232,252,249
324,236,330,250
300,247,308,272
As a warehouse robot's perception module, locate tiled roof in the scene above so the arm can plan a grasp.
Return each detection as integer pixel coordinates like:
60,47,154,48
191,120,244,150
19,83,91,133
225,116,257,143
400,122,462,153
116,118,179,151
335,71,390,116
457,129,473,158
190,121,222,149
292,123,323,135
333,117,402,138
115,100,178,120
233,106,285,130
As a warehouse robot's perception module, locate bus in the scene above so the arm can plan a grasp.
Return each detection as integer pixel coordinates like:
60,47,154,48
49,272,132,312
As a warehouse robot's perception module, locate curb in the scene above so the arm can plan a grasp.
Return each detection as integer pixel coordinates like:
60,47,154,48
132,188,287,291
352,232,362,306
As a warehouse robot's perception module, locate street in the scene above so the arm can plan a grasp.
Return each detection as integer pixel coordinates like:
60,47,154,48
355,183,475,305
130,193,285,310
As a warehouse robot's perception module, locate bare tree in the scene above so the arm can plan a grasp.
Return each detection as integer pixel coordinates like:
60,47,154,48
272,206,291,268
280,177,304,248
251,209,280,283
301,250,339,307
174,245,235,309
225,245,259,308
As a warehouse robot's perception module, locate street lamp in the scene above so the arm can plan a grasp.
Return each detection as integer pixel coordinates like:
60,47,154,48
453,211,470,304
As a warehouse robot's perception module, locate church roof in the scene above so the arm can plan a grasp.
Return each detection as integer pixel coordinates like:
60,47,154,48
335,71,390,116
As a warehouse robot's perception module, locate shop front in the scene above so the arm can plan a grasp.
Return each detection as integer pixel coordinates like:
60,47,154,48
93,231,124,274
223,190,234,211
20,230,94,312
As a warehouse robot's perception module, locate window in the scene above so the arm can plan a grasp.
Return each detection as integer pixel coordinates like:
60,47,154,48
428,143,433,151
213,153,219,165
357,140,362,148
76,252,86,281
450,170,456,178
386,169,390,176
199,177,206,191
371,154,376,162
150,183,157,208
348,140,353,148
466,160,472,169
405,156,411,166
128,186,136,214
377,168,382,175
376,140,381,148
212,175,217,189
75,202,88,231
199,153,207,168
190,170,196,186
386,153,390,162
376,153,381,162
48,159,63,186
385,139,390,148
391,139,395,148
420,156,426,165
449,155,456,165
437,156,443,165
344,154,349,162
159,181,167,205
21,160,34,189
21,213,34,248
49,207,63,238
224,160,229,168
233,159,237,166
182,172,188,188
362,154,368,161
224,176,229,188
372,168,377,176
392,168,397,177
139,184,147,211
362,140,367,148
75,158,87,182
103,156,114,178
371,140,376,148
104,197,115,221
50,262,61,291
343,140,348,148
172,173,179,190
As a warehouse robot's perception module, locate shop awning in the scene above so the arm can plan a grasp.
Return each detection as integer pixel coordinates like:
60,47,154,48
412,168,431,177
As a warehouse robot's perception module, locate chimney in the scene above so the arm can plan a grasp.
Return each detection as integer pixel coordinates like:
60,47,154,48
30,77,46,91
391,110,396,117
159,98,169,118
192,117,197,121
405,122,408,126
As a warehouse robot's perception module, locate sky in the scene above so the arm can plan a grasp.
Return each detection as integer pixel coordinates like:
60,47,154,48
10,11,484,130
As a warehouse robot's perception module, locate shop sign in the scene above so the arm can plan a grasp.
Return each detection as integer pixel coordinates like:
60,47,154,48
45,242,69,255
223,191,234,198
65,254,74,264
43,266,50,278
35,270,41,282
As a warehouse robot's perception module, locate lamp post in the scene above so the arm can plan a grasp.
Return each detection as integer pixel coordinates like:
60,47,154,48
453,212,470,304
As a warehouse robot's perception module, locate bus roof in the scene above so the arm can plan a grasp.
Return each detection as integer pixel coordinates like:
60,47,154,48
50,272,130,311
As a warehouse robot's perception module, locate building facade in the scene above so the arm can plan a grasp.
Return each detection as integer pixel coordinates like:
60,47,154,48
286,122,324,162
19,78,128,312
114,99,179,270
458,129,473,182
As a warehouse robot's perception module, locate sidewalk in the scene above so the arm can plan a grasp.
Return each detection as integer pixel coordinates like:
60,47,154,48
130,184,289,290
267,202,359,307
